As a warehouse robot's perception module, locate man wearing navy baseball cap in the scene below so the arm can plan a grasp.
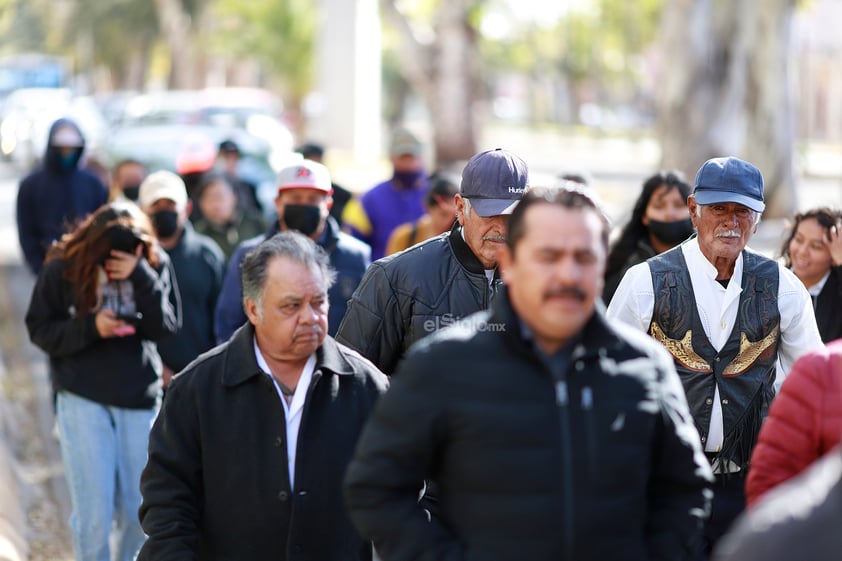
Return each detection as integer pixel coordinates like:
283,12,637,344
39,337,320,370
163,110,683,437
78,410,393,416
337,148,529,375
607,156,822,557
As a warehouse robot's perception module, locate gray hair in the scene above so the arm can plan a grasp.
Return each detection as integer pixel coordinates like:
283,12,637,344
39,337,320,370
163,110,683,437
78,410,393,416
463,197,473,217
241,231,337,313
694,202,761,225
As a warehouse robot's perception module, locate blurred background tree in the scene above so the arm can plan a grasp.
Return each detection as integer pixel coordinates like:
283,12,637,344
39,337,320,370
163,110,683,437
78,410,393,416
0,0,832,217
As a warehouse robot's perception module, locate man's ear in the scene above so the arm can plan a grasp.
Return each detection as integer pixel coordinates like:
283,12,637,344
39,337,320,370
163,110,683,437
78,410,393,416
687,195,699,227
244,298,260,326
325,194,334,211
455,194,466,226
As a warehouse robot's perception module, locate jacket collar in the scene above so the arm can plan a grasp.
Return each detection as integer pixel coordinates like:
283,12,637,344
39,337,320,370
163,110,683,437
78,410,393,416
492,285,618,363
447,221,489,275
222,323,357,387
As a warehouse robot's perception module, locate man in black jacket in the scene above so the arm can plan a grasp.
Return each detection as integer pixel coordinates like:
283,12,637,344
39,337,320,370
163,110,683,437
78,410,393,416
138,232,388,560
344,185,713,561
336,147,528,374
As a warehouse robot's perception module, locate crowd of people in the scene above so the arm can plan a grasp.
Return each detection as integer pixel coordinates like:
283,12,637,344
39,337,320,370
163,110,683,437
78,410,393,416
14,115,842,561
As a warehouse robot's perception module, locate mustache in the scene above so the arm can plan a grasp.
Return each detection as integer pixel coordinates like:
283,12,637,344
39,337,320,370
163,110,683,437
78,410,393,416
293,325,324,339
716,230,741,238
543,286,586,301
482,235,507,242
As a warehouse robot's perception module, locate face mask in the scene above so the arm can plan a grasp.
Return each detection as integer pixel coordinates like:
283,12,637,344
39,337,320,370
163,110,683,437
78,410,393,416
59,150,80,171
283,204,322,236
393,169,423,187
122,184,141,201
151,209,180,239
648,218,694,245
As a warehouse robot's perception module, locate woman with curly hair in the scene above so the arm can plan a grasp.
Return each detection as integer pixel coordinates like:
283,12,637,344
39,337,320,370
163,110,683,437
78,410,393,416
603,171,693,303
778,206,842,342
25,201,179,561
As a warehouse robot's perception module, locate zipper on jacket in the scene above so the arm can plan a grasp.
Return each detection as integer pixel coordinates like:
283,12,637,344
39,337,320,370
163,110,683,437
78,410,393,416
581,386,597,483
555,379,575,561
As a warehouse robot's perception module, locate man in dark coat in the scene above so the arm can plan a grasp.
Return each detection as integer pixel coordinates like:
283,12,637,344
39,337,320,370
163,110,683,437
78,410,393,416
16,117,108,274
139,231,388,561
344,186,712,561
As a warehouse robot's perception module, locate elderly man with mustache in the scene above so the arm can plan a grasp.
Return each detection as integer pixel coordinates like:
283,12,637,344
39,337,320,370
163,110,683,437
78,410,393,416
138,232,389,561
607,156,823,559
337,148,529,375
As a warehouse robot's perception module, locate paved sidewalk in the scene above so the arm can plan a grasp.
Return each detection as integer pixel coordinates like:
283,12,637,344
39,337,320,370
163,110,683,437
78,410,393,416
0,349,27,561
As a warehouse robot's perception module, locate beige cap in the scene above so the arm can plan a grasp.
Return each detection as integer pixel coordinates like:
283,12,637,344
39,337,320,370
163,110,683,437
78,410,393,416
138,170,188,210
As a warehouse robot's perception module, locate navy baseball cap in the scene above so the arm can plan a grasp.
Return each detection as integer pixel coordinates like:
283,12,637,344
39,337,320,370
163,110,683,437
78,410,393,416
460,148,529,216
693,157,765,213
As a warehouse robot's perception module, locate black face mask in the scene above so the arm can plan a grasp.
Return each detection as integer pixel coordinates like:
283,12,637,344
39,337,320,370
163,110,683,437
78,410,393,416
151,209,180,239
648,218,694,245
122,184,141,201
283,205,322,236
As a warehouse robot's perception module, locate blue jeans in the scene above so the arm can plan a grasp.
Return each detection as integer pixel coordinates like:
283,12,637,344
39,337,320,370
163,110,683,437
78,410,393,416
57,391,156,561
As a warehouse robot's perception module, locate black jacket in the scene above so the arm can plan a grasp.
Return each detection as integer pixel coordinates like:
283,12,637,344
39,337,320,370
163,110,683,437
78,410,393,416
345,289,712,561
25,251,179,409
138,324,389,561
336,221,501,374
814,265,842,343
157,222,225,373
16,118,108,274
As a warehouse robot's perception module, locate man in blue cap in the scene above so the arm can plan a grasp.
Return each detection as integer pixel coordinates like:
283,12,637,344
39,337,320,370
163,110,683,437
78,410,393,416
607,156,823,558
336,148,528,375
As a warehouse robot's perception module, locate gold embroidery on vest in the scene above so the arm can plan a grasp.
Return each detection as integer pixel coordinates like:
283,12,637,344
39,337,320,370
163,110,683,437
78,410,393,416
722,325,779,377
649,322,712,373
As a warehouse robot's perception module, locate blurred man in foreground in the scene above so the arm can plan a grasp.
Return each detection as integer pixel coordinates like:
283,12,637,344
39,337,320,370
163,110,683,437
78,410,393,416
345,185,712,561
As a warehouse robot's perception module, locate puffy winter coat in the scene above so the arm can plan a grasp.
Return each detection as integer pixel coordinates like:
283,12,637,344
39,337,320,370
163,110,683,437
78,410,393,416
745,338,842,507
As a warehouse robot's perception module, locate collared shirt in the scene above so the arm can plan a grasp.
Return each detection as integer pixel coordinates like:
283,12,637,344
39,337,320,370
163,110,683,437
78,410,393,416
607,237,823,452
518,317,581,381
253,337,316,488
806,270,830,306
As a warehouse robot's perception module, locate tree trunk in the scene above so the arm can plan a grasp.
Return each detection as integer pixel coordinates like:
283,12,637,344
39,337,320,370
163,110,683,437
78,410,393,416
152,0,200,89
655,0,797,218
381,0,480,168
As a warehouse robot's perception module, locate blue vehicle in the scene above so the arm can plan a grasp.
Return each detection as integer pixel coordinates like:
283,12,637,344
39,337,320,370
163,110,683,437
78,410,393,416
0,53,67,99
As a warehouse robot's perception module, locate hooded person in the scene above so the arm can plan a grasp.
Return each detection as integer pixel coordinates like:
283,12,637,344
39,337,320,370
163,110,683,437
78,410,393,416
16,117,109,274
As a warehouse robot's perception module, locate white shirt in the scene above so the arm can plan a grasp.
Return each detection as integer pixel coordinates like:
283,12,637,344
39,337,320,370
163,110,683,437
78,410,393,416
254,338,316,488
606,238,823,452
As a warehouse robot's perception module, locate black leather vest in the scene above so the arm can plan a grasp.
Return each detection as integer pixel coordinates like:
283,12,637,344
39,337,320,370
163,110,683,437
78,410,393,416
648,247,780,469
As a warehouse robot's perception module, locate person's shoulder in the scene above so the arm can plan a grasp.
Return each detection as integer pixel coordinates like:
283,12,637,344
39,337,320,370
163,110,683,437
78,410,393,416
190,229,226,262
232,232,268,257
327,338,389,389
334,230,371,257
381,231,451,267
169,341,229,390
410,309,492,354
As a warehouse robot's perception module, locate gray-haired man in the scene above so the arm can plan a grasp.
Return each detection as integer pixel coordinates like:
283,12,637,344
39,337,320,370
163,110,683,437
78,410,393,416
138,231,388,561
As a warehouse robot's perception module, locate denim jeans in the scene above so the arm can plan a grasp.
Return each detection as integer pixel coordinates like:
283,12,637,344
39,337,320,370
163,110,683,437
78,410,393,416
57,391,156,561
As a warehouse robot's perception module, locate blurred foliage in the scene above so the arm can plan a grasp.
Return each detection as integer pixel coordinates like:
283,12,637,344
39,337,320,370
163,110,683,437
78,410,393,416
210,0,315,106
0,0,668,125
